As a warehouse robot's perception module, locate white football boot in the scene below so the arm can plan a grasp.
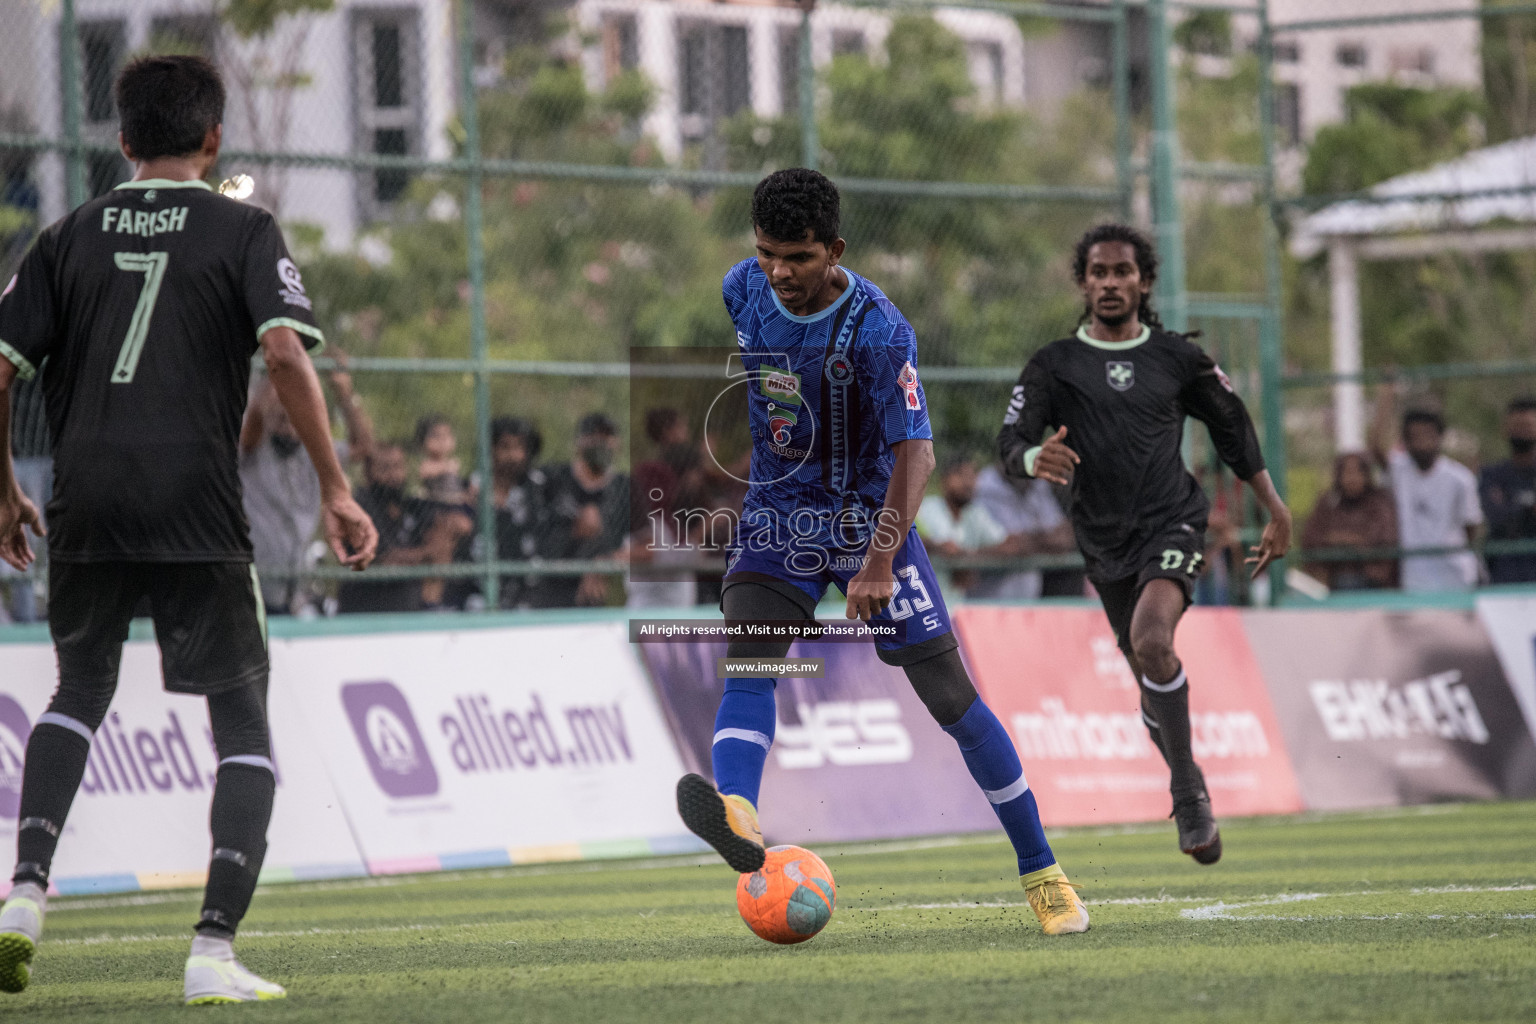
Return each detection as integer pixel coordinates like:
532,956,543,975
184,935,286,1005
0,881,46,993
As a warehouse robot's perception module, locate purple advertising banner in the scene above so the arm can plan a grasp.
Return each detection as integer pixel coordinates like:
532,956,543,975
640,640,1000,843
1242,609,1536,810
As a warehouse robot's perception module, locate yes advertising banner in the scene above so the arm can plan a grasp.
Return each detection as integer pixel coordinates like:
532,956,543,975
275,623,700,873
640,640,1000,843
953,606,1304,826
0,641,364,895
1244,608,1536,809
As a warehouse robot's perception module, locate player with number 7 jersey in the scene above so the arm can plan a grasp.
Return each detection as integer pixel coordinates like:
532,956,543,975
0,178,322,560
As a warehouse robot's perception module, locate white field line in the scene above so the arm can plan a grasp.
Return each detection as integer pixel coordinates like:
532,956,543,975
1181,884,1536,922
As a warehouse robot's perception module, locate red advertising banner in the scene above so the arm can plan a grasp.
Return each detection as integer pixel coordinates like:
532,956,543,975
953,606,1304,826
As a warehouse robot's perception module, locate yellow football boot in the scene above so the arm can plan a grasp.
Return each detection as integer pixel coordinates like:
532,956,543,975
1023,869,1091,935
676,773,766,873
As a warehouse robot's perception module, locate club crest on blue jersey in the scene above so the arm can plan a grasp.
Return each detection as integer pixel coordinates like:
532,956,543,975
1106,361,1134,391
824,353,853,384
767,404,798,445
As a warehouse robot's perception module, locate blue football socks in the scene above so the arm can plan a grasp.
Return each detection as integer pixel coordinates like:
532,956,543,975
710,676,777,807
943,698,1056,875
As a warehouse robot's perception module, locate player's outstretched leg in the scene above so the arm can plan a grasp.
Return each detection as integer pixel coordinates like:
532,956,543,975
0,691,115,993
907,651,1089,935
1130,581,1220,864
676,673,774,873
184,683,285,1005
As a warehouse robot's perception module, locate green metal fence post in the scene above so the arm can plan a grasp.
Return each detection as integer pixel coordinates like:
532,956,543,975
1111,0,1133,220
799,2,818,170
59,0,86,208
1255,0,1288,603
457,0,498,610
1146,0,1186,332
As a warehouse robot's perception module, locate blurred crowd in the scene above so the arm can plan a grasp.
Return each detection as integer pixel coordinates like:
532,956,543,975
1297,387,1536,593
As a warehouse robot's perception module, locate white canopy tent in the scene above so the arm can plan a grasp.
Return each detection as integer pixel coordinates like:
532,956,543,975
1292,135,1536,450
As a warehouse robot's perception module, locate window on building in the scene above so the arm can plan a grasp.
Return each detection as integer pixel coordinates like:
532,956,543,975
832,30,866,58
150,15,218,58
77,20,126,125
1336,43,1367,69
967,41,1005,106
679,22,751,129
602,15,639,83
1275,82,1301,147
1273,39,1300,63
778,25,802,117
353,9,421,210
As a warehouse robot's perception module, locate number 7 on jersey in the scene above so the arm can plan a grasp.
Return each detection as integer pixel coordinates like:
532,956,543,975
111,251,169,384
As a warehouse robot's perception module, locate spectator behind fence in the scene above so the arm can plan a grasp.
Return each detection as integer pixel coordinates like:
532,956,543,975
1480,395,1536,584
917,456,1013,597
1300,452,1399,591
1369,385,1484,592
336,442,463,613
627,408,702,608
489,416,548,608
971,462,1077,599
415,414,470,503
533,412,629,607
240,349,374,615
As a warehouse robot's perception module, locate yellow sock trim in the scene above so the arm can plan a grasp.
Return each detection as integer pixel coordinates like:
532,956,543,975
1020,863,1067,889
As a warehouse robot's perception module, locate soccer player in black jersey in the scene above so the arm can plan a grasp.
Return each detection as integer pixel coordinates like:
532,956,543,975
0,56,378,1002
996,224,1291,864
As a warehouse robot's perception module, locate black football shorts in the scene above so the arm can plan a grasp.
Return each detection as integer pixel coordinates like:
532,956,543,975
49,561,268,695
1094,524,1207,659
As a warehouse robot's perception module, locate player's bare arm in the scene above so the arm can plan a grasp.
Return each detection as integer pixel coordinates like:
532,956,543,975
1242,468,1292,577
846,437,935,621
260,325,378,570
0,358,44,570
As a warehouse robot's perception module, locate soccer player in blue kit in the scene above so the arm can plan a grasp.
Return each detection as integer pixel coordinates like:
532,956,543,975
676,169,1089,935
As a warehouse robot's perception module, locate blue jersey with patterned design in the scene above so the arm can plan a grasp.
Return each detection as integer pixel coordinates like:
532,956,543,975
723,259,931,554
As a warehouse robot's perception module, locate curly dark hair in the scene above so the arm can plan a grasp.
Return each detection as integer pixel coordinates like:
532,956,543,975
1072,222,1163,330
751,168,840,245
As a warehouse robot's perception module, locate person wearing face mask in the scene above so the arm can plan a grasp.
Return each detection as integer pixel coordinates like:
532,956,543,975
238,347,374,614
1369,384,1484,592
1479,396,1536,584
532,412,629,607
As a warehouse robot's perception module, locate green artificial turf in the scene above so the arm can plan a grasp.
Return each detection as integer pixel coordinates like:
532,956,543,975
4,801,1533,1022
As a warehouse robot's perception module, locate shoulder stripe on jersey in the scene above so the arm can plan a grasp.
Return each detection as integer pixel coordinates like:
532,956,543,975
256,317,326,354
0,338,36,381
114,178,214,191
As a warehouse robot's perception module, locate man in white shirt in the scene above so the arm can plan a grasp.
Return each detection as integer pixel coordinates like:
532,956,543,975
1370,390,1484,592
918,456,1012,597
971,462,1076,599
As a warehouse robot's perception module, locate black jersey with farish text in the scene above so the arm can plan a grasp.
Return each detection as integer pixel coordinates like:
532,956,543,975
996,327,1263,582
0,179,323,562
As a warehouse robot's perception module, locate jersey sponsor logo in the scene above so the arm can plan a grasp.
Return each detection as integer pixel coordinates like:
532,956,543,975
758,369,802,405
100,206,189,237
1106,360,1135,391
824,353,853,385
277,257,313,310
0,695,32,818
767,403,799,446
1308,670,1490,745
1003,384,1025,426
1214,364,1235,393
340,681,440,798
736,330,751,348
897,360,922,411
775,699,914,768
